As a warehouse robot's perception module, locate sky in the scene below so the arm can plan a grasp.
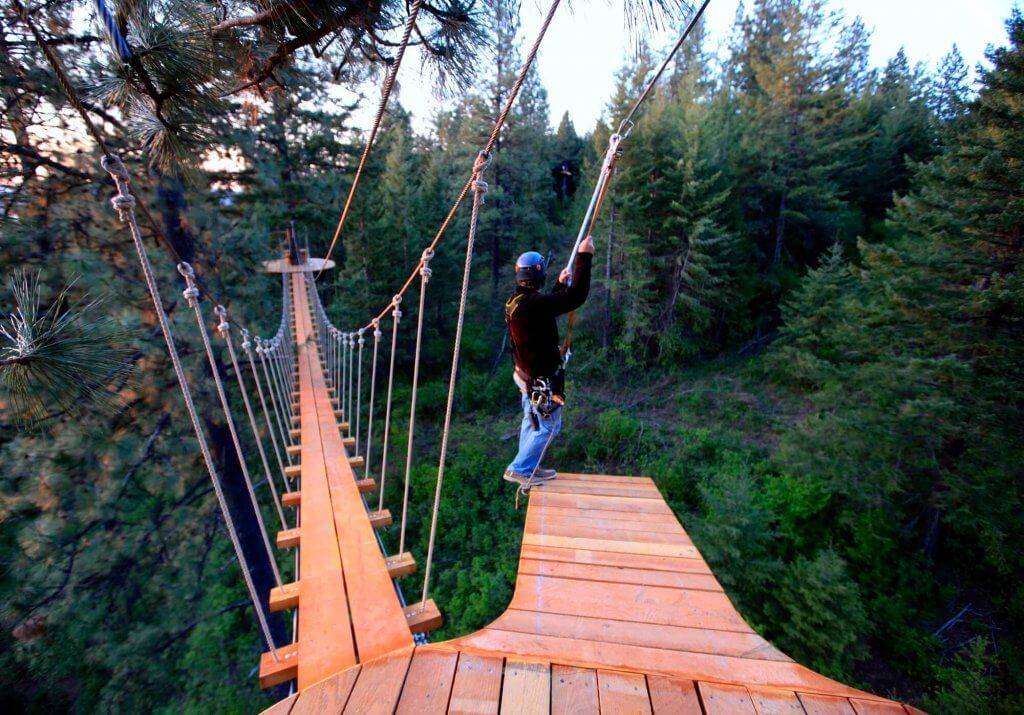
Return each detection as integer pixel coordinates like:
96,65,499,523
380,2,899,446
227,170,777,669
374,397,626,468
386,0,1017,134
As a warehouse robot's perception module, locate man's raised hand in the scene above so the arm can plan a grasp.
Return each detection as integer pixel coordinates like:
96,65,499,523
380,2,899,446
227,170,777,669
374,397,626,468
579,235,595,254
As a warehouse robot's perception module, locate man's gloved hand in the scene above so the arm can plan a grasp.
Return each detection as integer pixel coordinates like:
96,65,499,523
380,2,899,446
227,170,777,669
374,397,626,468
579,235,595,254
558,267,572,284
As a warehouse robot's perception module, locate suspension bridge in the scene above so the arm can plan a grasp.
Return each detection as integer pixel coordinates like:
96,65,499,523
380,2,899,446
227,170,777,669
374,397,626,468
11,0,931,710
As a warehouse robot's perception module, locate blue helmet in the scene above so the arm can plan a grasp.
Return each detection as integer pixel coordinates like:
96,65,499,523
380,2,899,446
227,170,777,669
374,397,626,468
515,251,546,288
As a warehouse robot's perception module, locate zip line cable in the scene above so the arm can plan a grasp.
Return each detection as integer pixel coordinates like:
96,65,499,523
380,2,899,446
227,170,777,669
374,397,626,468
318,0,426,279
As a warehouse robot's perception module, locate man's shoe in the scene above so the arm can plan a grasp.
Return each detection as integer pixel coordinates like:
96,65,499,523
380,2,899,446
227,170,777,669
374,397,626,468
532,467,557,481
503,470,530,485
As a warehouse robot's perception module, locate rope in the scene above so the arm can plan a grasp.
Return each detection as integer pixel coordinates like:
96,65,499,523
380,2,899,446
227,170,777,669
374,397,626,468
399,248,432,554
616,0,712,136
345,0,564,333
258,339,294,464
346,332,355,435
100,154,279,659
364,320,383,486
217,306,288,529
377,298,402,513
179,264,283,588
420,152,490,606
355,328,365,455
319,0,426,278
242,329,292,496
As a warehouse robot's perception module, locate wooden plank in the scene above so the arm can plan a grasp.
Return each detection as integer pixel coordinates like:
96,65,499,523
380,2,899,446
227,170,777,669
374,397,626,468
343,647,414,714
540,482,663,499
269,581,300,612
500,660,550,715
368,508,393,528
509,574,749,631
524,521,694,546
647,676,702,714
551,472,657,485
517,558,723,592
519,544,712,575
530,490,675,515
342,436,356,448
284,464,301,480
282,490,301,507
491,610,785,661
798,693,856,714
746,686,806,714
276,528,301,549
597,670,651,714
522,533,699,559
395,649,458,715
849,699,908,714
448,654,504,715
290,274,357,688
349,456,365,468
356,477,376,493
259,643,299,689
551,665,598,715
699,682,757,714
290,666,360,715
405,599,443,634
387,552,417,579
287,444,302,457
527,508,687,532
448,629,871,699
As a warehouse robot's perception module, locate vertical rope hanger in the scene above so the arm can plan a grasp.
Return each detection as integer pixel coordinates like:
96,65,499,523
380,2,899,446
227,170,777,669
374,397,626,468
216,306,288,529
354,328,365,455
241,329,292,494
377,297,402,512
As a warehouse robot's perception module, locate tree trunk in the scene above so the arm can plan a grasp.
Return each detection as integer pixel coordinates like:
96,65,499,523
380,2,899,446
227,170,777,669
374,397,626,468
772,194,787,269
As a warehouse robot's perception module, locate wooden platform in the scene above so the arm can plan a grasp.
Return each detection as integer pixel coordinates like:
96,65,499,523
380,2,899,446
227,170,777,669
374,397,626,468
262,472,915,712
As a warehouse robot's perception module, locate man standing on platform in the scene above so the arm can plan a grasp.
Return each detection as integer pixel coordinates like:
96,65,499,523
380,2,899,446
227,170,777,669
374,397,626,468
502,236,594,487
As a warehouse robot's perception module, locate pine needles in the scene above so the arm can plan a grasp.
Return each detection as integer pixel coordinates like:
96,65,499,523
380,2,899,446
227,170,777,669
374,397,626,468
0,272,133,424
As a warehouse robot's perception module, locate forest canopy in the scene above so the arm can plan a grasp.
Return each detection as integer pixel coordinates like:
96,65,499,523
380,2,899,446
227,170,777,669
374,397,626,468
1,0,1022,712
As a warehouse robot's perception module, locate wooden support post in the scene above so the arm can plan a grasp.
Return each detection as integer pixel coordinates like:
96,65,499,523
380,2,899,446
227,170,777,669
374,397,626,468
289,428,301,439
342,436,356,448
368,509,392,529
286,444,301,458
386,552,417,579
282,491,301,507
404,599,443,634
284,464,301,480
259,643,298,689
277,528,300,549
349,456,365,468
269,581,300,612
356,477,376,493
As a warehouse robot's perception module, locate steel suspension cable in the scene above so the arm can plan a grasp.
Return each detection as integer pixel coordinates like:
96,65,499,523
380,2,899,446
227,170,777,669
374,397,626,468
319,0,426,278
242,329,292,495
100,155,279,659
364,320,383,484
179,264,283,588
346,332,355,433
377,298,402,512
399,249,432,554
258,339,294,464
216,306,288,529
354,328,365,455
420,152,490,607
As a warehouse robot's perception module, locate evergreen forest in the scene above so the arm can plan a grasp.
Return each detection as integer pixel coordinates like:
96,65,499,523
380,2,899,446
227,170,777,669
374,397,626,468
1,0,1022,712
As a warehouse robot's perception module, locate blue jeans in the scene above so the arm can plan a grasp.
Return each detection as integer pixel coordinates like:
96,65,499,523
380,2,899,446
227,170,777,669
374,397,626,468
507,392,562,476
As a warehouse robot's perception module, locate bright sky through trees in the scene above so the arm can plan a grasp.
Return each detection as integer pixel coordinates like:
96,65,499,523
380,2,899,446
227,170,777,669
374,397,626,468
391,0,1015,132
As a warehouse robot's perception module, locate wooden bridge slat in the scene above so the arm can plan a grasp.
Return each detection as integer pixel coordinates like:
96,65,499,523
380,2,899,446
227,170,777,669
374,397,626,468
519,544,712,575
517,558,723,592
746,686,806,714
798,693,857,714
490,610,785,661
849,698,909,714
343,647,414,715
538,482,663,499
395,648,459,715
500,660,550,715
597,670,651,714
699,682,757,714
291,274,357,689
549,472,656,485
526,508,690,533
647,676,702,714
290,666,360,715
551,665,598,715
522,533,700,560
448,654,504,715
529,491,675,515
524,519,695,546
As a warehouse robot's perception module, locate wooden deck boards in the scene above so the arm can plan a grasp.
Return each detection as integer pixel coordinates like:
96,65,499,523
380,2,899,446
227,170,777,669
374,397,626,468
264,449,916,710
